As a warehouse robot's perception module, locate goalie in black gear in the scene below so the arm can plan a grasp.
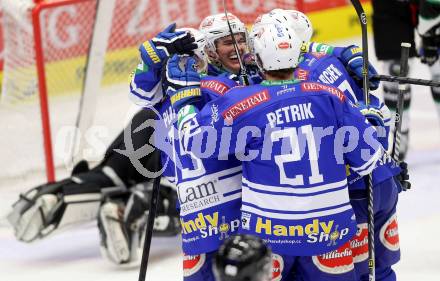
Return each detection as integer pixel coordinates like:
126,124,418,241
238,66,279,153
7,109,181,266
214,235,272,281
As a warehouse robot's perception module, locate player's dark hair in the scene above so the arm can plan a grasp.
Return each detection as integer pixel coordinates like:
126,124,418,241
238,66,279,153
265,68,295,79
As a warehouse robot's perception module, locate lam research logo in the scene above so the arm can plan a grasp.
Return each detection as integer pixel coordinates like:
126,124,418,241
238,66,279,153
178,180,221,213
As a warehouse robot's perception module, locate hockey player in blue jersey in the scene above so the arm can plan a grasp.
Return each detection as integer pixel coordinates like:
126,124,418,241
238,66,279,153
252,10,405,281
131,15,254,280
168,23,385,281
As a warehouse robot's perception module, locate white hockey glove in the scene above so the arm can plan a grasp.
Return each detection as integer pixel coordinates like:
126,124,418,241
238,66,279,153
98,182,180,266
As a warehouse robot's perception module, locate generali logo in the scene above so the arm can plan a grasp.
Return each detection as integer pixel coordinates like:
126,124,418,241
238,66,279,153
221,90,270,120
301,82,345,102
201,80,229,96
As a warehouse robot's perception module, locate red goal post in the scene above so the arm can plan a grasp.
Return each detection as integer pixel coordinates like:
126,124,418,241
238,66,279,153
1,0,304,182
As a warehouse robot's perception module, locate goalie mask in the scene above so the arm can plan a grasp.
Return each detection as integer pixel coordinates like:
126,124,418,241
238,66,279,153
250,23,302,72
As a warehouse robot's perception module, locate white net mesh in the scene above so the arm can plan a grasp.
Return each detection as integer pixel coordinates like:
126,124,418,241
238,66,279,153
0,0,299,181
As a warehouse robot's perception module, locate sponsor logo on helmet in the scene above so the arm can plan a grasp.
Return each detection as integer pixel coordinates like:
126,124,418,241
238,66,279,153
275,24,284,37
272,254,284,281
201,18,214,28
350,223,369,263
380,214,400,251
278,42,290,49
183,253,206,277
312,241,354,274
222,90,270,120
221,15,237,21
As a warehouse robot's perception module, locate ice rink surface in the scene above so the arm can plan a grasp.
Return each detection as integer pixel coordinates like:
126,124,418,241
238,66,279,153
1,36,440,280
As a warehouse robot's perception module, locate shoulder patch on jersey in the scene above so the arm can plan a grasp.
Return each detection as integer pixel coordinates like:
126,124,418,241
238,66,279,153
183,253,206,277
222,90,270,120
295,68,309,81
301,82,345,102
201,80,230,96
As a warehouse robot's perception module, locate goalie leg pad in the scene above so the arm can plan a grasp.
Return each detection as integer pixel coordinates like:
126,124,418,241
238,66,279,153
7,169,123,243
99,201,131,264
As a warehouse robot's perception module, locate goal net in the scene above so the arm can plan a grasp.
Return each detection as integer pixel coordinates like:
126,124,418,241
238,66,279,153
0,0,299,182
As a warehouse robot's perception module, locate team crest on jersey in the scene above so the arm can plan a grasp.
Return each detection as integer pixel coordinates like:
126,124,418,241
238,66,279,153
350,223,369,263
183,253,206,277
312,241,354,274
380,214,400,251
271,254,284,281
201,80,229,96
296,68,309,80
222,90,270,120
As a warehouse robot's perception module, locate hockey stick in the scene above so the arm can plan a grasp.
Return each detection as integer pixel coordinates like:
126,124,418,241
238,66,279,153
222,0,249,86
348,1,375,280
138,150,162,281
391,43,411,162
373,74,440,87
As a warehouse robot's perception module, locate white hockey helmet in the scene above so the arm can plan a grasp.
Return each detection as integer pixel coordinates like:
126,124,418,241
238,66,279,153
250,23,302,71
199,13,247,54
253,9,313,43
284,9,313,43
176,27,208,72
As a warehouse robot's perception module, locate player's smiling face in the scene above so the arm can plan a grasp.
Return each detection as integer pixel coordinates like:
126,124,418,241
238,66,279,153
215,33,247,74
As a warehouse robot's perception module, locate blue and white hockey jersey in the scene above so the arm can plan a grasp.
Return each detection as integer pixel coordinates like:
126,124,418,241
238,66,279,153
294,52,401,189
180,80,383,256
152,69,246,255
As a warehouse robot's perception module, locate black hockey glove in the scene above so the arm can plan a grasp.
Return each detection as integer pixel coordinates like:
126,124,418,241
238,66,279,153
395,161,411,191
420,27,440,66
152,23,198,57
139,23,198,68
